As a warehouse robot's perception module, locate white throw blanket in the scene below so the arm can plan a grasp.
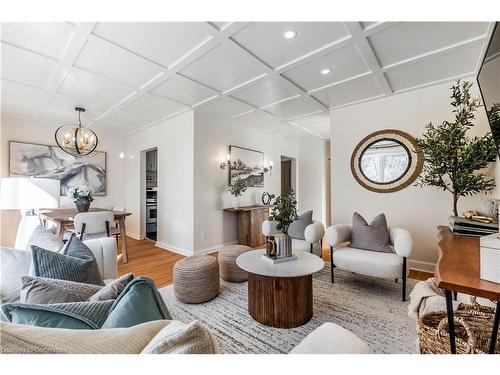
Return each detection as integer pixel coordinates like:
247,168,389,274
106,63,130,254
407,278,460,320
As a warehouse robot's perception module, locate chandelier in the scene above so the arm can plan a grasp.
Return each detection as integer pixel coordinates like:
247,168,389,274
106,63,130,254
54,107,98,157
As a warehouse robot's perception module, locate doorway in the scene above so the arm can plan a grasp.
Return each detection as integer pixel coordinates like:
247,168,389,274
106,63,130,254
281,156,297,196
144,148,157,241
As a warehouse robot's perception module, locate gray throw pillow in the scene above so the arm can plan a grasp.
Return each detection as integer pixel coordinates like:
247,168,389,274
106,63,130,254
20,276,103,304
27,225,63,252
350,212,391,253
88,273,134,302
30,234,104,286
287,210,313,240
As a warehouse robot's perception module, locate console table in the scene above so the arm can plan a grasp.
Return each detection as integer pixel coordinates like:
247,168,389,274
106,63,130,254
435,226,500,353
223,205,272,247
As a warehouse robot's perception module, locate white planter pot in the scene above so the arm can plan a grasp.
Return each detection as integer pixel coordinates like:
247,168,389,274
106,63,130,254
232,197,240,209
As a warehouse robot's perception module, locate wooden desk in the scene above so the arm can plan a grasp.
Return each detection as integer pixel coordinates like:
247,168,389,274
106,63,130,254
435,226,500,353
38,208,132,263
223,205,273,247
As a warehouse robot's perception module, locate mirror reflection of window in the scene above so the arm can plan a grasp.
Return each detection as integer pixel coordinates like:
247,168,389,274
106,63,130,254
360,140,410,183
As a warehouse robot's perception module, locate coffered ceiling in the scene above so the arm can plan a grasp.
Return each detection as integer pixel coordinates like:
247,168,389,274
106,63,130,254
1,22,494,142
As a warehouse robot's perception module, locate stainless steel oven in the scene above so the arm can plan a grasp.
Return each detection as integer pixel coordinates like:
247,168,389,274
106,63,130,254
146,204,157,224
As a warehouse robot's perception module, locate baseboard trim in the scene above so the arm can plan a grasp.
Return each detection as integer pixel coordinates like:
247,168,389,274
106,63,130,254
196,240,239,255
155,241,193,256
126,233,144,240
409,259,435,273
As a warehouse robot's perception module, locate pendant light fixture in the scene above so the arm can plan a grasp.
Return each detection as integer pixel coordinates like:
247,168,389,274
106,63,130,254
55,107,98,157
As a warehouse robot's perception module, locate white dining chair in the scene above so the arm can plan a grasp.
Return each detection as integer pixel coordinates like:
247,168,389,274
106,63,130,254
71,211,120,241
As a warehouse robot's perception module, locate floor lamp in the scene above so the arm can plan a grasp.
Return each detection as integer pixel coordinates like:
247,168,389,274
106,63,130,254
0,177,60,249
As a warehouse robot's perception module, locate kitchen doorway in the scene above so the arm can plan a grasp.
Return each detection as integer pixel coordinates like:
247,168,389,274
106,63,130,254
145,148,157,241
281,155,297,196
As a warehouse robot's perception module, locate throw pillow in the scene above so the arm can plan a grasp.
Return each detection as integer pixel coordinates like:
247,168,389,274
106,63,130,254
350,212,391,253
101,277,171,328
141,320,220,354
287,210,313,240
0,320,171,354
1,299,115,329
88,273,134,301
20,276,103,304
0,246,32,303
27,225,63,252
29,234,104,286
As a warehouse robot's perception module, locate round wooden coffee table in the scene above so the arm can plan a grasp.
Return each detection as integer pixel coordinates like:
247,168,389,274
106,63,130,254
236,249,324,328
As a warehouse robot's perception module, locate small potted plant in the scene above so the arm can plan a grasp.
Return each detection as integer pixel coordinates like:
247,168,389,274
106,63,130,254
227,177,247,208
269,190,298,234
67,186,94,212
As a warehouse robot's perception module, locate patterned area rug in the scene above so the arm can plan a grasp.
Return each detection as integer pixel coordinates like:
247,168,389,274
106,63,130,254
159,266,419,354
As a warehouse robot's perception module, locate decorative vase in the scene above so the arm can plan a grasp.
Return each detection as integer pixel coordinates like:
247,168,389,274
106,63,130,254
232,197,240,209
275,233,292,258
75,198,90,212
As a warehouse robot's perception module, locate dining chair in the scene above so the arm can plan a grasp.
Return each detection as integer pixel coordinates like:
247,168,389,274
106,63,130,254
71,211,120,241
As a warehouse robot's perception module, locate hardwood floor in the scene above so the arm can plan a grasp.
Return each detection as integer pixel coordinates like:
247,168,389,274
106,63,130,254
118,236,433,288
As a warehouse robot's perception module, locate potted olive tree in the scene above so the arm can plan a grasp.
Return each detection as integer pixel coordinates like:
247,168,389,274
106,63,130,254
227,177,247,209
415,80,497,216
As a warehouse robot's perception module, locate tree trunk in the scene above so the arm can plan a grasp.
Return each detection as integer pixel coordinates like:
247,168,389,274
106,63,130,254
453,192,459,217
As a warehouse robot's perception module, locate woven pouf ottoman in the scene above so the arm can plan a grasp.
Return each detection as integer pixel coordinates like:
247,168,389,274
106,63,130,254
219,245,252,282
173,255,219,303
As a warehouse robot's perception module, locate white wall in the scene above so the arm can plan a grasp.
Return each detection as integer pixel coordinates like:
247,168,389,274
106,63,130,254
298,138,331,226
330,78,496,272
193,111,299,253
0,115,127,247
124,111,194,253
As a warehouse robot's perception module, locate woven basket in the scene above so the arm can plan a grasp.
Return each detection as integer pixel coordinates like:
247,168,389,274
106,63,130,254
418,298,499,354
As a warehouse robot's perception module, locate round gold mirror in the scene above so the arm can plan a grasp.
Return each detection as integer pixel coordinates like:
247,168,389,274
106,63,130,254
351,130,423,193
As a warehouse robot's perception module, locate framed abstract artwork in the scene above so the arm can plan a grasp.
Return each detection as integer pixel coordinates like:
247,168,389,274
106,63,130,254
9,141,107,196
229,145,264,187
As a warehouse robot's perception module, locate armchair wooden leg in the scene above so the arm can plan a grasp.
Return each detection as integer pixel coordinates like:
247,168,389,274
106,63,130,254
330,246,335,284
80,223,86,241
402,257,407,302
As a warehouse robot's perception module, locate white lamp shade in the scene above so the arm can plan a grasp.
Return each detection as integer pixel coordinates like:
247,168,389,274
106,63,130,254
0,177,60,210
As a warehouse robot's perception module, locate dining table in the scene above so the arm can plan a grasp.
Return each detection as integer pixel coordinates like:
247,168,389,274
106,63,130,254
37,207,132,263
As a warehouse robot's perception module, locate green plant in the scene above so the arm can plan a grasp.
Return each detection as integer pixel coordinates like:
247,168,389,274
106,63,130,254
415,80,497,216
269,190,298,233
67,186,94,202
227,178,247,197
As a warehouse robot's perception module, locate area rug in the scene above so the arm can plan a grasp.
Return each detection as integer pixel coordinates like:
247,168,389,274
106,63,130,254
159,266,419,354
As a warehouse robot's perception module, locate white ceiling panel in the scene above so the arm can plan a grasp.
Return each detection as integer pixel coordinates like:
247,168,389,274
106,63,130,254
270,125,311,141
230,77,301,107
180,41,266,92
283,44,370,91
1,43,58,88
1,22,75,60
74,35,163,87
232,22,349,69
44,93,106,122
209,22,231,31
197,96,254,118
290,112,330,126
385,42,483,92
1,101,40,119
1,79,50,108
58,67,135,106
300,121,330,138
96,121,135,135
124,93,187,118
229,110,276,127
106,109,157,129
93,22,212,68
360,22,380,30
312,77,384,108
255,121,292,133
369,22,489,67
151,75,217,106
264,96,324,119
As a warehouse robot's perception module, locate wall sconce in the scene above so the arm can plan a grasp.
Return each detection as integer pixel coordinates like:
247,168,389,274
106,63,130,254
264,161,273,175
220,154,231,169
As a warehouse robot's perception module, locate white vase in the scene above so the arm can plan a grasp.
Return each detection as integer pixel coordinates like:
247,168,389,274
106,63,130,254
232,197,240,209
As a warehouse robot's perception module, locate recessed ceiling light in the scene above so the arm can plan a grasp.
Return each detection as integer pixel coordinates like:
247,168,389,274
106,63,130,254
283,30,297,39
321,68,331,75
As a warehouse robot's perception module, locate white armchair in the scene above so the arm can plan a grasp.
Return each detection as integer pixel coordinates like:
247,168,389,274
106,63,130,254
262,220,325,257
325,224,412,301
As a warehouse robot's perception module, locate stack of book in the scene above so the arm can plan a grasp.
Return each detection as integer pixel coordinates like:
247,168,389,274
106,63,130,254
449,216,499,237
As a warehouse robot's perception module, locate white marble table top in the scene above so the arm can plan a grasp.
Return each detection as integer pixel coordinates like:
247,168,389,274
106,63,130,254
236,249,324,278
